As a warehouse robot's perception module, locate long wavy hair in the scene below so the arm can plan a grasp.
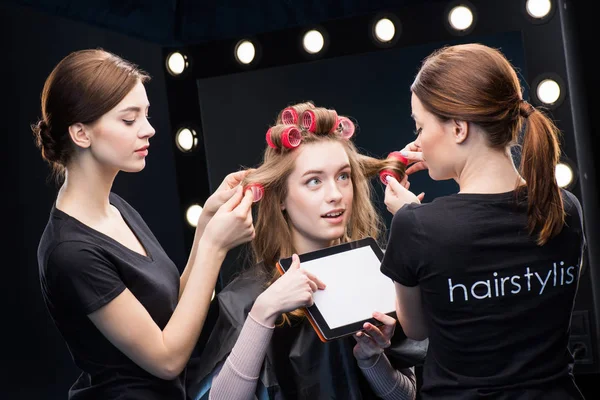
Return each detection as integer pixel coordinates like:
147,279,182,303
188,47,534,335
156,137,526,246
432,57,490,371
242,102,407,323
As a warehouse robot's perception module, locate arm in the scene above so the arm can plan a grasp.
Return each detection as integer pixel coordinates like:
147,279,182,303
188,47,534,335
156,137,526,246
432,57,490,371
209,254,326,399
353,313,417,399
180,169,252,298
358,354,417,400
394,283,428,341
89,189,255,380
209,313,274,400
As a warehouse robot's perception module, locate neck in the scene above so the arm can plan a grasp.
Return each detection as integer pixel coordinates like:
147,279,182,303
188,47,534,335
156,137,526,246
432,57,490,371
56,155,118,221
457,147,524,194
290,228,341,255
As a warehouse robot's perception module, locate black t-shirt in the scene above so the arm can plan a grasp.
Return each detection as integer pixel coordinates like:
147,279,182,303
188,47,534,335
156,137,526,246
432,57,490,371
381,189,586,400
38,193,184,400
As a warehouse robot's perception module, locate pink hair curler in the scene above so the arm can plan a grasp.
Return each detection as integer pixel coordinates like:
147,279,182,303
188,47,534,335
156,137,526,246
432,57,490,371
281,107,299,125
245,183,264,202
265,128,277,149
301,110,316,133
387,151,409,165
379,170,400,185
338,117,355,139
281,126,302,148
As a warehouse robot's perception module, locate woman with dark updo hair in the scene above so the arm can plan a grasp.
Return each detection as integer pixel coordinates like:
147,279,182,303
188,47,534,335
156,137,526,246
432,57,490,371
33,49,256,400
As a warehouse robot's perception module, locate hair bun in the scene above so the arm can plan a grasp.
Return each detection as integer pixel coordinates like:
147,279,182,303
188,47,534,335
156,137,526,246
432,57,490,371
32,119,60,164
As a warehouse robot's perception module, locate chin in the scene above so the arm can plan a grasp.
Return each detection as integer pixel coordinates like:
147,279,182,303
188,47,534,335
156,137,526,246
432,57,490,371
122,163,146,173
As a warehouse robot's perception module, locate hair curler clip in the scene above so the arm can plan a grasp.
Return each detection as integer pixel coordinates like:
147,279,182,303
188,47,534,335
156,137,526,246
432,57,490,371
379,170,400,185
266,127,277,149
281,126,302,148
301,110,316,133
281,107,299,125
245,183,264,202
338,117,355,139
387,151,409,166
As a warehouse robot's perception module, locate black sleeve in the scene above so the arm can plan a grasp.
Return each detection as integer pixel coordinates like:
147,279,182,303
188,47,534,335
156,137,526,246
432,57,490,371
46,241,126,315
380,207,421,287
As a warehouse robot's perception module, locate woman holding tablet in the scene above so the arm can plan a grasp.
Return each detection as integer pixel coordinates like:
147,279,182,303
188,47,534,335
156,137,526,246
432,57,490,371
187,102,423,400
381,43,586,399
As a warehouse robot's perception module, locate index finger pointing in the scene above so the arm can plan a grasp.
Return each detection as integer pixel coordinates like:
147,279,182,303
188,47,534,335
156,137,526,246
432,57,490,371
305,270,326,290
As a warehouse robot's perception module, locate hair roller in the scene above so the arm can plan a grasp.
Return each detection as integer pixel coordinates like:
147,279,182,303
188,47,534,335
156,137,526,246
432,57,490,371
266,128,277,149
281,126,302,148
300,110,316,133
244,183,264,202
386,151,409,166
379,152,409,185
338,117,355,139
281,107,299,125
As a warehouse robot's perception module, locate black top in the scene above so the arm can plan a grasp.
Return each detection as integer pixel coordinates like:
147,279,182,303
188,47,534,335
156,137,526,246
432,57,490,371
381,189,586,400
38,193,184,400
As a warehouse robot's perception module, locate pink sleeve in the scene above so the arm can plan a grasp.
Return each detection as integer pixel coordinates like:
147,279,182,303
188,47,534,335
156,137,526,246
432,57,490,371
208,313,274,400
359,353,417,400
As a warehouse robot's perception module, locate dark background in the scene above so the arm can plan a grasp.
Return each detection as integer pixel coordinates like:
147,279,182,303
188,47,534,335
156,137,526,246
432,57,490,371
1,0,598,398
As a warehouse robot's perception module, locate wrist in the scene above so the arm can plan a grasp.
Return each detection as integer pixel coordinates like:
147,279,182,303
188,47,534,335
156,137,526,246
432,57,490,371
356,352,382,368
197,237,228,260
251,294,279,326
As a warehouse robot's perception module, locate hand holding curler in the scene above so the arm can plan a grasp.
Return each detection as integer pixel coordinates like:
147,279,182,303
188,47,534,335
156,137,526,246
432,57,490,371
399,141,428,176
383,175,424,215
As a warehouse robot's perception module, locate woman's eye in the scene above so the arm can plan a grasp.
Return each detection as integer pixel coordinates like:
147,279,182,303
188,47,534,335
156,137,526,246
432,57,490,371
339,172,350,181
414,127,422,136
307,178,320,187
123,119,136,125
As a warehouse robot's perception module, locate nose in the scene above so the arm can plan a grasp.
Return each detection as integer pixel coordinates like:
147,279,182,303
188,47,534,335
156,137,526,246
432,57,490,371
140,117,155,139
325,179,343,203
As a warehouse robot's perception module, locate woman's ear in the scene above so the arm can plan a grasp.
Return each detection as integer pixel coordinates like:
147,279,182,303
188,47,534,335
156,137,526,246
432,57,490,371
68,123,91,149
453,119,469,144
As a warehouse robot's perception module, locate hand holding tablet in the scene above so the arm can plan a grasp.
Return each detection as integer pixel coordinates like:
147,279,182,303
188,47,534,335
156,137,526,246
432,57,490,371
277,237,397,342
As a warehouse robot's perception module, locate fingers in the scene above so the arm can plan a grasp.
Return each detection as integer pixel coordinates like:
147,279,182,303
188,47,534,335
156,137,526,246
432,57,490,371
224,169,252,189
417,192,425,202
406,161,428,175
372,311,397,327
236,188,254,214
400,150,424,162
289,254,301,270
304,270,327,290
385,176,405,193
221,185,244,212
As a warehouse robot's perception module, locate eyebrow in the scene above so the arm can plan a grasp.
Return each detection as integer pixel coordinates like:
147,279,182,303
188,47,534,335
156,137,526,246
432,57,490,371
301,163,351,177
119,105,150,113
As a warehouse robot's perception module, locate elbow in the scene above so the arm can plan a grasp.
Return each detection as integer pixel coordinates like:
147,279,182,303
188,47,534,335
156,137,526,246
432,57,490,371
155,359,186,381
403,325,428,341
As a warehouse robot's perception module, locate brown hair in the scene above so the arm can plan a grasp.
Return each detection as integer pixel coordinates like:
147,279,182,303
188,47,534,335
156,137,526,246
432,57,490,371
31,49,150,183
411,43,564,245
242,102,406,323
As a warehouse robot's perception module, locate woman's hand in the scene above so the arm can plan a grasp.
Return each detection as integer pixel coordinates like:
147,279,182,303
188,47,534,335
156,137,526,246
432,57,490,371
384,175,424,215
251,254,326,326
353,312,396,363
201,169,254,219
202,186,255,251
400,141,428,176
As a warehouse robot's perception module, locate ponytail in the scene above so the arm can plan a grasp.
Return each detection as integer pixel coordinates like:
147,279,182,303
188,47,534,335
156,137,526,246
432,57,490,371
519,103,565,245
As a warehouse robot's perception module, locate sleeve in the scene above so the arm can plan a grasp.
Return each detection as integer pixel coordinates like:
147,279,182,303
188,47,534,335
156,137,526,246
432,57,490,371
46,241,126,315
359,354,417,400
380,207,421,287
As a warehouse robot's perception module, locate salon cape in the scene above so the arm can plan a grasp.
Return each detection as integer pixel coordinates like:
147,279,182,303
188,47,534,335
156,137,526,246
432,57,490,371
186,264,428,400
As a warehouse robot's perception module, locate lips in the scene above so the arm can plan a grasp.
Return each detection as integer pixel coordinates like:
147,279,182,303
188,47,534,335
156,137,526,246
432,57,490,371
135,145,149,152
322,209,345,218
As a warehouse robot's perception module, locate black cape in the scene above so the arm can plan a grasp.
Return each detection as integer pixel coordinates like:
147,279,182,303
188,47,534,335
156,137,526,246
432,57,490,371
186,266,428,400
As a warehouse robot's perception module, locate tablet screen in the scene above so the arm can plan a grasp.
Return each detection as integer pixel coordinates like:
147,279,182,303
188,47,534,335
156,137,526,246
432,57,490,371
299,245,396,329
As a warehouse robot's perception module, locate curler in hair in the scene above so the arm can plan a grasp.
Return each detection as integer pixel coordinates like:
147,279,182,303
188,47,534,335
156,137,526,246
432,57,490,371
266,128,277,149
338,117,355,139
281,107,299,125
387,151,409,165
245,183,264,202
281,126,302,148
379,151,409,185
301,110,316,133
